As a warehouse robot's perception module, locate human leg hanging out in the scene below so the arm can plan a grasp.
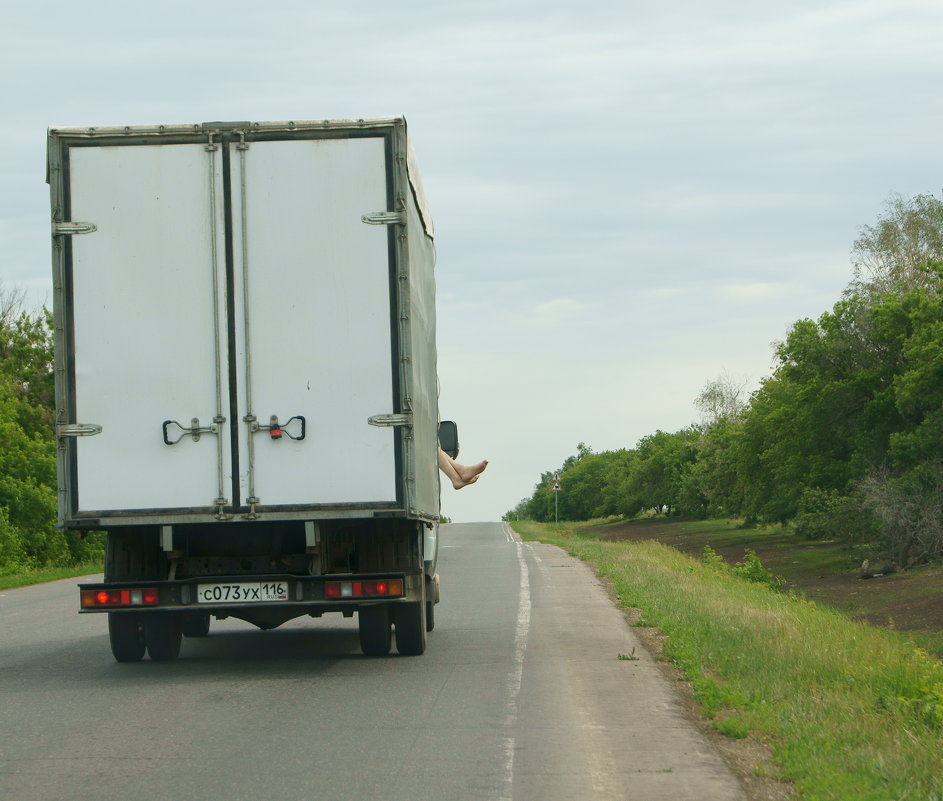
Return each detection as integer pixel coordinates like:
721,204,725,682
438,448,488,490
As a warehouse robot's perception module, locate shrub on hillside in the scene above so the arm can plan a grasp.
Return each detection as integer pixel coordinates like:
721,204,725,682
701,545,785,590
859,465,943,567
794,487,881,543
0,507,28,573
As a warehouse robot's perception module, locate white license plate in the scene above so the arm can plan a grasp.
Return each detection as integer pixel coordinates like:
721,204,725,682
197,581,289,604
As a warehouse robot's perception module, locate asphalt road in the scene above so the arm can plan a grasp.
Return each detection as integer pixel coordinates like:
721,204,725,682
0,522,746,801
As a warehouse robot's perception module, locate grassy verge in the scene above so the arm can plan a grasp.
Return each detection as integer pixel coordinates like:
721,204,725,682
583,516,943,659
512,519,943,801
578,517,863,580
0,562,102,591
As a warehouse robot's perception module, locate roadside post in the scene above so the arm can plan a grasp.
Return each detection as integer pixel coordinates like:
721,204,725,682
552,471,561,523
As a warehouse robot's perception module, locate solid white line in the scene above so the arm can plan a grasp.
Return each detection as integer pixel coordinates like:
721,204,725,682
499,524,531,801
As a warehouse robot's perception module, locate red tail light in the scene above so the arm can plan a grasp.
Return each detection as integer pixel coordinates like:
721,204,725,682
323,578,404,599
81,588,160,608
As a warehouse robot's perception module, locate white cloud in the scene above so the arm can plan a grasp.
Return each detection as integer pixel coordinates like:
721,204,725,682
720,282,792,303
644,287,691,299
532,298,589,321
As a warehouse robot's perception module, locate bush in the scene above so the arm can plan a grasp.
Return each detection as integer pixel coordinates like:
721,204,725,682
0,507,27,573
701,544,727,571
0,294,74,573
702,545,784,590
731,550,785,590
858,465,943,567
793,487,881,543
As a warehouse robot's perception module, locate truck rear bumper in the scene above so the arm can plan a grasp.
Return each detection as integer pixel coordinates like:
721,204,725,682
78,572,424,614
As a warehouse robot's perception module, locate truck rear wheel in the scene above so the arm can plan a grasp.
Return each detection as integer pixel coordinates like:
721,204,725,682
145,613,182,661
358,605,392,656
108,613,145,662
394,600,427,656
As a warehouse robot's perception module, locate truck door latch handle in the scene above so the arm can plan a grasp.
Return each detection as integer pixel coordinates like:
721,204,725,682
162,417,222,445
246,414,306,441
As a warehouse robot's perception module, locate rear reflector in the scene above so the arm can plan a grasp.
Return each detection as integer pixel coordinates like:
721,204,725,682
324,578,404,599
81,588,160,608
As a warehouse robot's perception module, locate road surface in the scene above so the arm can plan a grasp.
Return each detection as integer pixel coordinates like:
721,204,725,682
0,522,745,800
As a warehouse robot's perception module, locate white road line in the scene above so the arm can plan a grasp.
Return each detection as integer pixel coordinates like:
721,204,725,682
499,524,532,801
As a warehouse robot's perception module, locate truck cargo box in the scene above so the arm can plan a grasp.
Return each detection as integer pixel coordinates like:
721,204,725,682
47,117,440,527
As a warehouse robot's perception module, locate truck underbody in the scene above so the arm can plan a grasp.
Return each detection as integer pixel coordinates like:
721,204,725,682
80,519,438,660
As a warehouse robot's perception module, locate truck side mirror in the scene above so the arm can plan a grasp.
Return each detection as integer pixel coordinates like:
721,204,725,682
438,421,459,459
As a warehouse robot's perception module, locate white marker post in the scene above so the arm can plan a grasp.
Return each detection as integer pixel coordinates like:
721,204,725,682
552,472,561,523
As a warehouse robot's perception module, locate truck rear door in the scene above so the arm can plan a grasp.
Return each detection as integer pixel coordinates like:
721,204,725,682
64,142,231,514
231,136,398,509
53,126,403,522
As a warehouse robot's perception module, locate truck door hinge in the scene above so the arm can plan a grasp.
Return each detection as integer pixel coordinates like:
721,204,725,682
52,221,98,236
57,423,103,438
361,211,405,226
368,413,413,427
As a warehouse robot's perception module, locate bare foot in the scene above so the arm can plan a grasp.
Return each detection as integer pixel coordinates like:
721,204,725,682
450,473,480,490
456,460,488,483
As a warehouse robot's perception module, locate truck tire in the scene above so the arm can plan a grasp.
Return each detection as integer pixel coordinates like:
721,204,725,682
108,613,146,662
394,600,427,656
145,613,182,661
358,605,392,656
181,612,211,638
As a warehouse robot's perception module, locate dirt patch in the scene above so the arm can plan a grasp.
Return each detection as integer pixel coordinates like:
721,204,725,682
598,518,943,635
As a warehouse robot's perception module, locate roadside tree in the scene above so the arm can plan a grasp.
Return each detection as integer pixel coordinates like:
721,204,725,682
852,193,943,295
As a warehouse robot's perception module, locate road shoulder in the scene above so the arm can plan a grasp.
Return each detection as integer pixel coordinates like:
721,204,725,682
519,539,750,800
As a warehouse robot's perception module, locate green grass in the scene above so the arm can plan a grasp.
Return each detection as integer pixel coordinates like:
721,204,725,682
573,516,943,660
0,562,102,591
910,630,943,660
512,519,943,801
600,517,859,577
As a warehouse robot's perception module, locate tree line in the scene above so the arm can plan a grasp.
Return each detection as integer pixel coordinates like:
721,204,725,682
507,194,943,568
0,285,104,572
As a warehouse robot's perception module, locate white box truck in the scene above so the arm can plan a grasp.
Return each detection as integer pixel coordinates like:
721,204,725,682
47,117,450,661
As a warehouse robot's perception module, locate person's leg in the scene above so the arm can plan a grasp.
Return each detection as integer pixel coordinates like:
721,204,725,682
438,448,488,490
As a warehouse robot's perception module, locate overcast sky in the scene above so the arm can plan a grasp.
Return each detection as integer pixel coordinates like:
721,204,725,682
3,0,942,521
